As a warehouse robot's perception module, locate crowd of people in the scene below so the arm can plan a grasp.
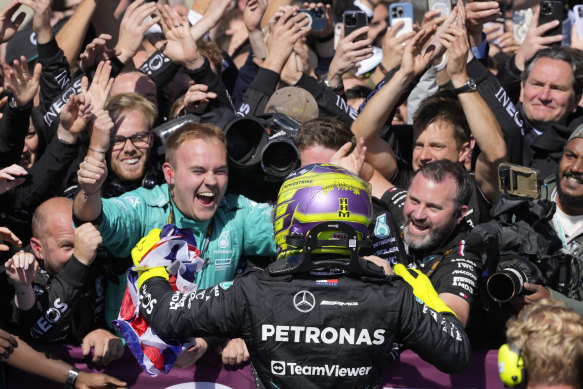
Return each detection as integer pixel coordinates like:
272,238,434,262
0,0,583,387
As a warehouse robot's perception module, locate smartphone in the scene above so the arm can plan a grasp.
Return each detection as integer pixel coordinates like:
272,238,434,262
427,0,451,17
485,21,504,46
343,10,368,41
575,4,583,40
299,8,327,32
538,0,563,44
498,163,541,199
390,3,414,38
512,8,533,44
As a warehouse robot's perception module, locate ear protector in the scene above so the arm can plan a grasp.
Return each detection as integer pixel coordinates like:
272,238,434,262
498,343,525,386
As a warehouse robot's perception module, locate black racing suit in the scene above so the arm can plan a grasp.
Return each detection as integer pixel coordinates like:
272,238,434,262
140,267,471,388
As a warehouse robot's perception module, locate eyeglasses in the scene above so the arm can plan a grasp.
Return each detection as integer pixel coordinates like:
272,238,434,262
111,132,151,151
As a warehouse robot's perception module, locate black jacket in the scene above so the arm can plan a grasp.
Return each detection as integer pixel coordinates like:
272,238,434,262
140,267,471,388
12,256,107,344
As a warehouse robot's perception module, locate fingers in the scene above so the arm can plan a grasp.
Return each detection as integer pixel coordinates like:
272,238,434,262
0,226,22,249
81,336,92,357
93,339,108,365
0,331,17,360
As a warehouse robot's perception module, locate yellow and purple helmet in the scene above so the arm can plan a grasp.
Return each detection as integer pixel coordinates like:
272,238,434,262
273,163,372,260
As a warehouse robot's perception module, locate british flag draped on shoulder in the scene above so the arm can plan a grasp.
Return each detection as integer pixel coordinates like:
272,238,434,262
112,224,206,376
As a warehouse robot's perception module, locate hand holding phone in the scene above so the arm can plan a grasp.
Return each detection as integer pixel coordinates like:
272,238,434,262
538,0,563,45
390,3,414,38
343,10,368,41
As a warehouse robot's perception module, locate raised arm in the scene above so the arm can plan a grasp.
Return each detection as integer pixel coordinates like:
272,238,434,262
352,27,435,180
440,24,507,202
55,0,97,66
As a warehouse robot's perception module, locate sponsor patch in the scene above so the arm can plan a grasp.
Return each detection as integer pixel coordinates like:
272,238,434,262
316,279,338,287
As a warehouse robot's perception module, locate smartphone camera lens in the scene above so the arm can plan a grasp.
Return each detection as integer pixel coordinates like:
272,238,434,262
541,3,551,15
346,14,355,25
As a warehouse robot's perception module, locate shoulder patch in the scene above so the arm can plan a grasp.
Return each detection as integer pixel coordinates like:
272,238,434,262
219,281,233,290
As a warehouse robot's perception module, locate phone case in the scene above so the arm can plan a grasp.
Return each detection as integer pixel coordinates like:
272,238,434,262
299,8,327,31
389,3,414,38
538,0,563,43
427,0,451,17
343,10,368,41
575,5,583,40
512,8,533,45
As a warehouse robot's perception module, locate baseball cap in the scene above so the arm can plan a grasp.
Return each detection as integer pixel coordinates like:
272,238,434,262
568,123,583,142
264,87,319,124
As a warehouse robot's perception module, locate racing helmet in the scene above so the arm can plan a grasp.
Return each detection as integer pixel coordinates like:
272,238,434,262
273,163,372,260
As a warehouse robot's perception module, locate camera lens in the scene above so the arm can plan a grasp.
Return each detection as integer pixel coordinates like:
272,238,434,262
225,117,267,168
486,268,526,302
346,14,355,25
261,139,300,178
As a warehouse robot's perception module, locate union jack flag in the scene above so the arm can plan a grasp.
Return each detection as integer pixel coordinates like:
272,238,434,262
113,224,205,375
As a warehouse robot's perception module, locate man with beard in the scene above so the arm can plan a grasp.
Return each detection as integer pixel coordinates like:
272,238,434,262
396,160,481,326
511,125,583,315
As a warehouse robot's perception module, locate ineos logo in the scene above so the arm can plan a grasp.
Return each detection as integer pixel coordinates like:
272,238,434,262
293,290,315,313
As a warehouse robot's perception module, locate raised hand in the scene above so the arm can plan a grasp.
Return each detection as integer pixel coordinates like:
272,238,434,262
5,56,42,108
0,1,26,44
0,164,28,194
183,81,217,114
88,108,114,159
401,26,438,78
330,137,367,176
440,24,470,84
263,6,311,73
5,251,37,286
0,226,21,251
379,21,416,73
19,0,52,44
86,61,113,113
328,25,373,87
514,5,563,71
244,0,268,33
80,34,120,72
73,223,102,267
77,154,107,196
59,91,93,142
156,3,202,70
114,0,160,64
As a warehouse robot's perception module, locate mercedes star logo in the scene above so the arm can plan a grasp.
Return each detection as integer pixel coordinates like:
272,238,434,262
293,290,316,313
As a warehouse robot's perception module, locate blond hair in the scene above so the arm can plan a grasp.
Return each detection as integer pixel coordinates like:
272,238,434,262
165,122,226,166
506,299,583,386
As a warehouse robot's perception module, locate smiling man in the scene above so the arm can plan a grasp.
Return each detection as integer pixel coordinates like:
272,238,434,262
398,160,480,326
74,121,275,291
73,122,276,365
508,125,583,316
104,93,157,189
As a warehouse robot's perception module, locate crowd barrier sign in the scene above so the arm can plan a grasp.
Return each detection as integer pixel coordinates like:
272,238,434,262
3,346,504,388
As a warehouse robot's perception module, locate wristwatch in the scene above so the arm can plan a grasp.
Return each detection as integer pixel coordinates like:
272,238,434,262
323,77,344,94
65,367,79,389
453,78,477,94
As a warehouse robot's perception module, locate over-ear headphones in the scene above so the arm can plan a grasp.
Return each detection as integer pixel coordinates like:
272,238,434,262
498,342,525,386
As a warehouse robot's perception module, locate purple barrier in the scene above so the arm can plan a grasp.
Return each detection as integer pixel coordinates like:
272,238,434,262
4,346,504,388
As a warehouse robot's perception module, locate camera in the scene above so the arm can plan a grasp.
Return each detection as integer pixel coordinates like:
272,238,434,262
486,255,544,303
224,113,302,180
498,162,541,199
